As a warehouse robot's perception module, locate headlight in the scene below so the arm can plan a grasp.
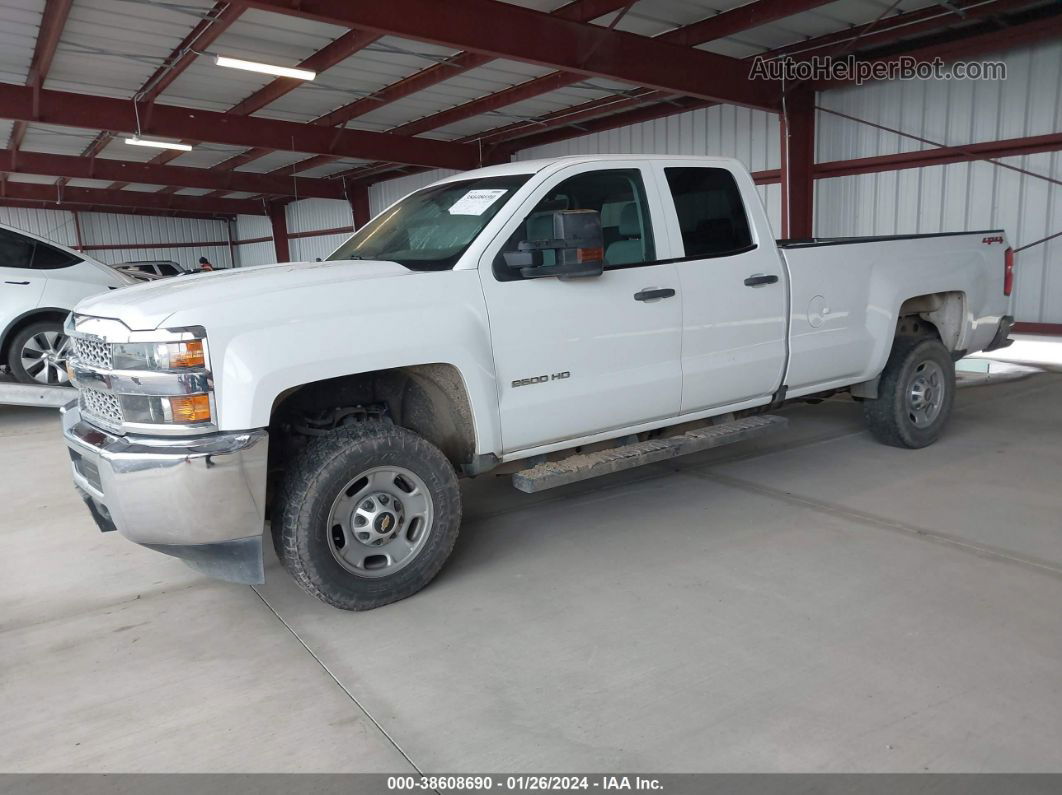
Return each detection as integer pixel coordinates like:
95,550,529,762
119,394,213,425
111,339,206,370
67,319,216,434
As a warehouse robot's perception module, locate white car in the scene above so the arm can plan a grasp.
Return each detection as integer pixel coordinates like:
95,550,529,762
0,222,132,385
62,155,1014,609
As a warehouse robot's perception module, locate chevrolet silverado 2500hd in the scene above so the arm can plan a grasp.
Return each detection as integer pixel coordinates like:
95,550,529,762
61,155,1014,610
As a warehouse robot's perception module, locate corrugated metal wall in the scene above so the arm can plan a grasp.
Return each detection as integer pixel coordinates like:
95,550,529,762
816,40,1062,323
78,212,231,271
369,169,460,217
0,206,233,269
286,198,354,262
0,207,79,247
234,214,275,268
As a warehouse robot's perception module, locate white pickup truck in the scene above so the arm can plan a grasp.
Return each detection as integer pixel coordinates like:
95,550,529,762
62,155,1014,610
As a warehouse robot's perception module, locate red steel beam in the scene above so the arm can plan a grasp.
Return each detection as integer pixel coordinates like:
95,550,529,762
0,182,264,214
268,202,290,261
350,182,370,228
86,2,242,190
0,149,346,199
0,83,480,170
810,10,1062,90
814,131,1062,178
7,0,74,152
779,90,815,238
230,0,779,109
139,2,244,105
270,0,820,181
151,26,384,182
0,199,236,220
475,0,1050,164
380,0,816,139
200,0,637,178
762,0,1040,60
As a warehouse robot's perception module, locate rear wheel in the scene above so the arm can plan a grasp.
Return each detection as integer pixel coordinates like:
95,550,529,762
274,423,462,610
7,320,72,386
863,335,955,448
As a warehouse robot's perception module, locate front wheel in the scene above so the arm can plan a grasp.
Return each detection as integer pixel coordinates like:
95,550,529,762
7,320,73,386
274,424,462,610
863,336,955,449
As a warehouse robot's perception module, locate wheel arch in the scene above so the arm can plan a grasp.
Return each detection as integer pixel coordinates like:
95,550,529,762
0,307,70,366
268,363,480,471
895,290,967,350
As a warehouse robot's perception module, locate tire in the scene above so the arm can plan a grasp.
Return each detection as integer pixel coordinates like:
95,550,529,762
274,423,462,610
863,335,955,449
7,320,73,386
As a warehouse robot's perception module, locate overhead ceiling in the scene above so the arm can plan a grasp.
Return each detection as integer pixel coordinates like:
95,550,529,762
0,0,1056,217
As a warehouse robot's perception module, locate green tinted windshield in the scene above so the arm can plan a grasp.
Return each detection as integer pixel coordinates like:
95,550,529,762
327,175,531,271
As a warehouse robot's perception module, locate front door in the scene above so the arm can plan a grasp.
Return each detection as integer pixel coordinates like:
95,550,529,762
480,164,682,453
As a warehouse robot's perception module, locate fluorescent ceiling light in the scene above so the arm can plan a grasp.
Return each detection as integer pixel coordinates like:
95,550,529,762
124,136,193,152
214,55,316,81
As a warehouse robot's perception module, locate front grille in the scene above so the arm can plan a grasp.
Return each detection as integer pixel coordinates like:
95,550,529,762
70,336,112,369
79,387,122,431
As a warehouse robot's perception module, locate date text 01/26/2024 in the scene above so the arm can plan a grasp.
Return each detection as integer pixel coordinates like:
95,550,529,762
387,775,663,791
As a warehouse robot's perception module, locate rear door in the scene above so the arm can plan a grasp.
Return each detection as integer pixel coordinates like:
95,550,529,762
480,162,682,453
0,228,45,325
650,163,788,413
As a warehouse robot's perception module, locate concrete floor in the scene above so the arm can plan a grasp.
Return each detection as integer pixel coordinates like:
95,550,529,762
2,372,1062,772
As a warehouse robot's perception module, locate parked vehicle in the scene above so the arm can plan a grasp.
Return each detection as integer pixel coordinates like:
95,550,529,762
0,222,132,385
113,260,191,279
61,155,1014,609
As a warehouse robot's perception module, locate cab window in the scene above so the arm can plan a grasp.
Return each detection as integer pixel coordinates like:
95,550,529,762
664,167,754,258
494,169,654,281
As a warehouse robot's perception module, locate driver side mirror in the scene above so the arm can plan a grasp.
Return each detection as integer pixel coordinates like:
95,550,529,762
503,210,604,279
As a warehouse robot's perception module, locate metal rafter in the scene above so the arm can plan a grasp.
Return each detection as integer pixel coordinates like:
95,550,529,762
0,182,264,215
266,0,827,182
0,83,481,169
0,149,346,199
199,0,633,181
70,1,243,190
6,0,74,153
148,26,383,194
228,0,779,108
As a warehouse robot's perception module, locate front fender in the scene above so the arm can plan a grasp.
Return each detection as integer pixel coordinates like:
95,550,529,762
170,270,504,457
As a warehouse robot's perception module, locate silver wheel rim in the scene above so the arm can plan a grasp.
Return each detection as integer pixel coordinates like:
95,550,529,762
906,359,945,429
20,330,71,385
326,465,434,579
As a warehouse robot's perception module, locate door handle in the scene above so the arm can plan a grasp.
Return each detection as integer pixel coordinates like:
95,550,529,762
634,287,676,302
4,280,30,286
743,274,779,287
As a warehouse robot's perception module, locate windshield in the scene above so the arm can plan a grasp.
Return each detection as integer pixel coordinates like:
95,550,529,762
327,175,531,271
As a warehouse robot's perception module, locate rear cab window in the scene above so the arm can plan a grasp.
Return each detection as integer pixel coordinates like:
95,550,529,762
663,167,755,259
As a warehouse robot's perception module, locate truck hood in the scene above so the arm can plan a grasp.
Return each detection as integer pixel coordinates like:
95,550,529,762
75,259,414,329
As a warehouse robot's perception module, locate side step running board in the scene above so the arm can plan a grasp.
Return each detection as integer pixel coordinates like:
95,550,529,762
512,414,788,493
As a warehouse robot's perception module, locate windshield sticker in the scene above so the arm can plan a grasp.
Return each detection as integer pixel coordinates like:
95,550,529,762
448,188,508,216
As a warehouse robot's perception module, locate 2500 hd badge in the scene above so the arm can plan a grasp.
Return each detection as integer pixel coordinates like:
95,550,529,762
512,371,571,388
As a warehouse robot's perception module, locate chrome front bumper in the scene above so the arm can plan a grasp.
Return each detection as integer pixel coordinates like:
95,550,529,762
62,402,269,584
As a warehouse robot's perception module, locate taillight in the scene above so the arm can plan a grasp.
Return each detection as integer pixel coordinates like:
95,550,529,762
1004,247,1014,296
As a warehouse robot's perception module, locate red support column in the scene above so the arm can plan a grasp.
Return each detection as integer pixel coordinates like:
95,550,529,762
780,90,815,239
268,202,290,262
350,182,371,229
